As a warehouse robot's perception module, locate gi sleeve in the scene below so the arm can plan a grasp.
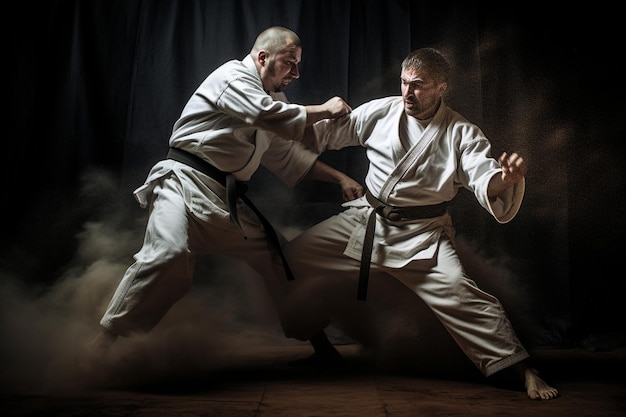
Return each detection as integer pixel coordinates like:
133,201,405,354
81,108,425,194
216,76,307,141
301,112,361,153
260,132,320,188
457,125,524,224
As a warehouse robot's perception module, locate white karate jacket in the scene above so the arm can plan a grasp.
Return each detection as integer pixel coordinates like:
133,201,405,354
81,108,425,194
307,97,525,267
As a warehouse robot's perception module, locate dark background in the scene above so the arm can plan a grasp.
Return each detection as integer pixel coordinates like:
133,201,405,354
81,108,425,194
3,0,625,352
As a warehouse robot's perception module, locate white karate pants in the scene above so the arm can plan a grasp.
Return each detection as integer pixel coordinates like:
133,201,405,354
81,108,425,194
282,208,529,377
100,175,293,336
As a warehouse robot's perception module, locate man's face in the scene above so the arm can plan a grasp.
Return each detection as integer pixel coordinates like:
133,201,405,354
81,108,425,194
259,45,302,93
400,68,446,120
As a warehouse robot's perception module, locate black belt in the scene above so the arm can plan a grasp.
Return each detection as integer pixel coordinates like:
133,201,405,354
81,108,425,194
358,190,449,300
167,147,294,281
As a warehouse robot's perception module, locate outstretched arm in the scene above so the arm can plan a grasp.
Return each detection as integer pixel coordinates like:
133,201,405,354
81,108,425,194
306,159,364,202
305,97,352,126
487,152,527,199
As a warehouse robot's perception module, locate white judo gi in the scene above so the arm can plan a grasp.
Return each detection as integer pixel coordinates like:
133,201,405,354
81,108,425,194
100,55,318,336
284,96,529,377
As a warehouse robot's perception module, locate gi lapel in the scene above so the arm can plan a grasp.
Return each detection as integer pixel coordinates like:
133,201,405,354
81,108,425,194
379,104,447,200
357,104,447,301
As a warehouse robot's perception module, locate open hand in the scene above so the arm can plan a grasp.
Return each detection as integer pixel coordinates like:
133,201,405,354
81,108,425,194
498,152,527,185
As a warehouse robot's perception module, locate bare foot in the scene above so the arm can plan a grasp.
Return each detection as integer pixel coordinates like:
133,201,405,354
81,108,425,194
519,365,559,400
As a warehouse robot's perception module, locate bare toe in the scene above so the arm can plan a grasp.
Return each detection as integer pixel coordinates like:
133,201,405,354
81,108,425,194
525,368,559,400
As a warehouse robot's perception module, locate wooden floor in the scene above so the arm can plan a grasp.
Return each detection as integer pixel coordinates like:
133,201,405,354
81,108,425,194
2,343,624,417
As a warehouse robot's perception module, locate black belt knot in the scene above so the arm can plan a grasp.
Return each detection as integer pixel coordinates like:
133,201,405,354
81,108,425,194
167,147,294,280
357,190,449,301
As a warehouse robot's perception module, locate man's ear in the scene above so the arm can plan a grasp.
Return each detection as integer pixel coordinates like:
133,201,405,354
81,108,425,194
257,50,268,66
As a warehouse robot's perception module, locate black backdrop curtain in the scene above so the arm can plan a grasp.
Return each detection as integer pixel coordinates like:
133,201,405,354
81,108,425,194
5,0,625,348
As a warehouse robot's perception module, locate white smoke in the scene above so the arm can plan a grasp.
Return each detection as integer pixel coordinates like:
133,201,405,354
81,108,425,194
0,170,302,395
0,167,546,395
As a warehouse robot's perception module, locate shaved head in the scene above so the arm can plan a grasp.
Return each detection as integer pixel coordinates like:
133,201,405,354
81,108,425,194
251,26,301,56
